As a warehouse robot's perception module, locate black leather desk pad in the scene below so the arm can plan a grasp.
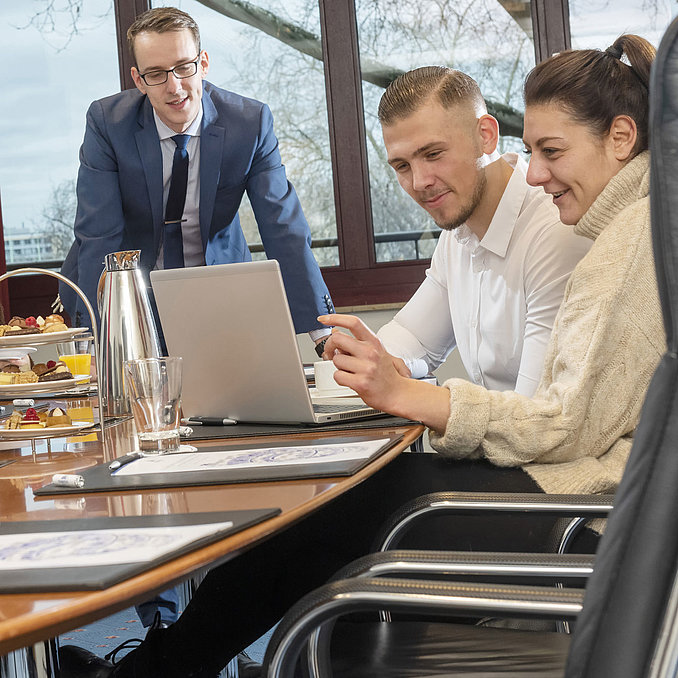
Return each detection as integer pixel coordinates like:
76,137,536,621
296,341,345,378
0,509,279,593
35,433,403,496
181,415,418,441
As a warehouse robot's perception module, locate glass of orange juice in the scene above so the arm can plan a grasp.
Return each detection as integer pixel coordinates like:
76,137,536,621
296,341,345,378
57,336,93,378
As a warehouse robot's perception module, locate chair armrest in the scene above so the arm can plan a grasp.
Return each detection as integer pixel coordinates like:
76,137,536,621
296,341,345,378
374,491,614,550
331,550,595,584
264,577,585,678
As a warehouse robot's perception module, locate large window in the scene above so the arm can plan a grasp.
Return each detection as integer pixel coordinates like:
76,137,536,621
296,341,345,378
0,1,119,267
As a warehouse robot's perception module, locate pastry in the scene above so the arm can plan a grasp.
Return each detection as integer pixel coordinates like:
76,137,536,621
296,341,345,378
0,371,38,385
32,360,60,377
38,370,73,382
20,407,44,429
5,327,40,335
1,365,19,374
4,412,22,429
46,407,71,427
8,316,27,328
32,363,49,377
44,314,64,325
15,371,38,384
42,322,69,333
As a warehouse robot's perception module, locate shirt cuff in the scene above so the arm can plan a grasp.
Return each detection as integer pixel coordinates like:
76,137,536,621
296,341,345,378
406,358,430,379
309,328,332,343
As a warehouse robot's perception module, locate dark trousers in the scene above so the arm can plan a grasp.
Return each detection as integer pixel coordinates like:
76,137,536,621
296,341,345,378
151,453,592,676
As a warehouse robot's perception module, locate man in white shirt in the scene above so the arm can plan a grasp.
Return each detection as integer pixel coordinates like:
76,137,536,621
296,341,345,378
345,66,590,396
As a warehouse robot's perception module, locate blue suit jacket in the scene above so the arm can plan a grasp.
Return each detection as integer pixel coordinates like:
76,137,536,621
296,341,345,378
60,82,331,333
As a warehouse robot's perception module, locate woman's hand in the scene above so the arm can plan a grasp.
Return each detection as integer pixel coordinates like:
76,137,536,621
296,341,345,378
318,314,451,432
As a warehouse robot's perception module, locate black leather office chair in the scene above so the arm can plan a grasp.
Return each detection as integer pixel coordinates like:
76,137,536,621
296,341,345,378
262,15,678,678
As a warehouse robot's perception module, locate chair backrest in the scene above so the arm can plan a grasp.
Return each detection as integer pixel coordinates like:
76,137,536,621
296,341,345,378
565,16,678,678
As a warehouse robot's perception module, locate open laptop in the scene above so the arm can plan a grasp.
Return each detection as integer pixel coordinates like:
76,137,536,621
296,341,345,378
150,260,381,424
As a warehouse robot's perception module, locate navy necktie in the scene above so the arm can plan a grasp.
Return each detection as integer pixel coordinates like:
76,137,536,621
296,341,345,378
163,134,190,269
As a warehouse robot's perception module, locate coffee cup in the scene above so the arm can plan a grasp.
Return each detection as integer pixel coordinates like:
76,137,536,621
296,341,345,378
313,360,356,396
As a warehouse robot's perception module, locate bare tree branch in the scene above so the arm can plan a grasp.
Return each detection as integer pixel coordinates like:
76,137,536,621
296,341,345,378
197,0,524,136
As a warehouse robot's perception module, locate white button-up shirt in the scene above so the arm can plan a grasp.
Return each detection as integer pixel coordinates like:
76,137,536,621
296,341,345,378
377,153,591,396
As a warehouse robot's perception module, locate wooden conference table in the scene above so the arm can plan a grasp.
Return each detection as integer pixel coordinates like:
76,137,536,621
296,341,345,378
0,397,423,664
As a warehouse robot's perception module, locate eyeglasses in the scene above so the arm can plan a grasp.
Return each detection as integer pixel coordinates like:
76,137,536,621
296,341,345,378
138,55,201,86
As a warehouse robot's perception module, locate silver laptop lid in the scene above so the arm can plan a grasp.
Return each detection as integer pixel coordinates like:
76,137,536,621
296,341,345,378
151,260,318,423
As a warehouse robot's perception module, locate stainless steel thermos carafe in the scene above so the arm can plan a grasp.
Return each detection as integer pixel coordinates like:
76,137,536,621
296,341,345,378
98,250,162,417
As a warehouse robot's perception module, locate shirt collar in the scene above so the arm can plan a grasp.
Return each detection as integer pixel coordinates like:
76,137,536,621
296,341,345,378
454,152,528,258
153,103,203,141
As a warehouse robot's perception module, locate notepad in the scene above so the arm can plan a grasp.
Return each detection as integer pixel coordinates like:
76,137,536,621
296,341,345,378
113,438,391,476
0,510,280,592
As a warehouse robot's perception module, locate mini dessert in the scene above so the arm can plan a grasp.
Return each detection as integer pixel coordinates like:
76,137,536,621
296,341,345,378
15,371,38,384
45,314,64,325
8,316,28,328
42,322,69,333
36,361,72,382
32,363,49,377
20,407,44,429
4,412,22,429
0,371,38,385
46,407,71,427
33,360,59,378
5,326,40,335
1,364,20,374
38,370,73,382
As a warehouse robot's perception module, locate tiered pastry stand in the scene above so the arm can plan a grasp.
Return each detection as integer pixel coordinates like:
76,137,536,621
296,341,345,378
0,268,104,445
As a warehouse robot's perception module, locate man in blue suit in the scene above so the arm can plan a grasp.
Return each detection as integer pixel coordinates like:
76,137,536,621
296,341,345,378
59,6,332,649
60,5,333,354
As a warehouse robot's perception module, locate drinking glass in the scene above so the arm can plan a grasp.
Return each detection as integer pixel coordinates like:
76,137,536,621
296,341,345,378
57,335,93,377
123,357,183,454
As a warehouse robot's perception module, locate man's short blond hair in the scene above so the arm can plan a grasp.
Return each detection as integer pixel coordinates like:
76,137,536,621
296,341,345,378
378,66,485,125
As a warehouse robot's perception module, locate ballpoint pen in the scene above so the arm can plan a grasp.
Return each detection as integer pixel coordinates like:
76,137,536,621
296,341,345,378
181,417,237,426
109,451,143,471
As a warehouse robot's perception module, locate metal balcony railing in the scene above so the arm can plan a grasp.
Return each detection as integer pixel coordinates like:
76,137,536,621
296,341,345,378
5,228,441,272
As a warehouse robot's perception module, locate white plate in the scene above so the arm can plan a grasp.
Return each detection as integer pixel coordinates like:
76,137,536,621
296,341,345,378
0,328,88,347
0,347,37,359
0,375,90,395
0,421,96,440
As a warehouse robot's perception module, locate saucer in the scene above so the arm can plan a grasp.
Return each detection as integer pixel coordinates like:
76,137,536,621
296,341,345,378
309,386,358,398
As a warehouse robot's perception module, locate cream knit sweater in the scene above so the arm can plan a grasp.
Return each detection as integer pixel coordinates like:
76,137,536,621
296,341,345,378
430,152,664,495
